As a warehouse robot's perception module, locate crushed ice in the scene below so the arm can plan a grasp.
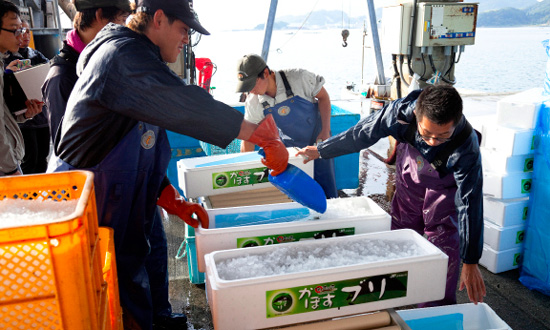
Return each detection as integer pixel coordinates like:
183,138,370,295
216,238,425,280
0,199,79,229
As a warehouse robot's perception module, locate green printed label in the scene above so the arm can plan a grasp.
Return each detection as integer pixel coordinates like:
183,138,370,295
531,136,535,150
524,158,534,172
521,179,532,194
514,252,522,266
522,206,528,220
516,230,525,244
212,166,269,189
266,271,408,318
237,228,355,248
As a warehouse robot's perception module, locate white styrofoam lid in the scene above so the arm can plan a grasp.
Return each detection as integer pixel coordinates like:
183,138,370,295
178,148,300,170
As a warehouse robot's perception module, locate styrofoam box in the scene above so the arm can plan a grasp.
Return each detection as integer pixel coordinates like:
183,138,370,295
397,303,511,330
204,229,448,330
496,88,543,129
481,123,535,157
195,196,391,272
177,148,313,198
484,221,525,251
479,244,522,274
483,196,529,227
483,170,532,199
481,147,534,174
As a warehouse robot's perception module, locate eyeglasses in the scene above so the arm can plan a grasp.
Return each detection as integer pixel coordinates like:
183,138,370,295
417,123,453,143
1,27,29,37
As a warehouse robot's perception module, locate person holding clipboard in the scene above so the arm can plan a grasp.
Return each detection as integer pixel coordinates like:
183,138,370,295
0,1,43,177
5,19,49,174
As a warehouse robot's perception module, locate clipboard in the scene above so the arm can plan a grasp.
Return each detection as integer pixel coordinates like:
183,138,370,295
3,63,50,115
14,63,50,100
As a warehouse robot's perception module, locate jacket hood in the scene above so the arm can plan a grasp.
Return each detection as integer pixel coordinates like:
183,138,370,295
77,23,160,76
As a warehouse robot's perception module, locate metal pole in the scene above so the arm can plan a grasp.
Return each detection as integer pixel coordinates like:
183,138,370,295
57,0,76,21
366,0,385,85
261,0,278,61
52,0,63,50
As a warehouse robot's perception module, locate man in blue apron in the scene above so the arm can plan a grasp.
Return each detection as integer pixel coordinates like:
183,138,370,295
297,85,486,307
236,53,338,199
47,1,288,329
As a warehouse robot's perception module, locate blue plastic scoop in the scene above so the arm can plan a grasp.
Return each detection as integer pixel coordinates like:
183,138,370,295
260,150,327,213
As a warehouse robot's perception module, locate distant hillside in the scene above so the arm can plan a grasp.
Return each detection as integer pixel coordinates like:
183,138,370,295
478,0,539,12
253,9,378,31
478,2,550,27
251,1,550,31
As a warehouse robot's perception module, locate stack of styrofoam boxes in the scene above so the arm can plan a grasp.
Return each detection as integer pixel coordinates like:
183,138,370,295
177,148,392,287
479,88,542,273
177,148,318,283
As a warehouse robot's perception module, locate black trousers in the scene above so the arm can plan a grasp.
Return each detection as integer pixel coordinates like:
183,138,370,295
20,126,50,174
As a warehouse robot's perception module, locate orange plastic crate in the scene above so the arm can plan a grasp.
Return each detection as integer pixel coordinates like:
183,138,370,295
0,171,103,330
98,227,122,330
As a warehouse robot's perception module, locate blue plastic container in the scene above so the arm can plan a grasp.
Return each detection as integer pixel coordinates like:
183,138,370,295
200,106,246,156
166,130,205,196
179,224,205,284
185,236,205,284
330,105,361,190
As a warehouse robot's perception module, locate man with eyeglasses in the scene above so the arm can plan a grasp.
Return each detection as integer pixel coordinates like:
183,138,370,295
297,84,486,308
4,20,49,175
0,0,43,177
5,20,48,67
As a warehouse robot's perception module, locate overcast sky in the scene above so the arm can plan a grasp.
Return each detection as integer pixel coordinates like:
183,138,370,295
193,0,383,32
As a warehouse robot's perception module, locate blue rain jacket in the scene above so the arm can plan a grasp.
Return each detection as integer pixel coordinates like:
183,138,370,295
50,23,245,329
318,90,483,264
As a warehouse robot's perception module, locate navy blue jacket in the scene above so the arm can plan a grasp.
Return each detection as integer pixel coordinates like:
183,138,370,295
42,41,80,143
318,90,484,264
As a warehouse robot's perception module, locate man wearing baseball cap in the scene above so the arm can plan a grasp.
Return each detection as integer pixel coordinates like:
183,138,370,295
47,1,288,329
236,53,338,199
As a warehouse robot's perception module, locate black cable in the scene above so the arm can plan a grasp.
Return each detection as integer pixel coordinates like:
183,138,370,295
455,47,463,63
444,52,456,77
407,0,418,76
398,55,410,88
392,54,402,98
428,54,437,73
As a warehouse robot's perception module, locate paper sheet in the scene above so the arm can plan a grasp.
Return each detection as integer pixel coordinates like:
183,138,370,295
13,63,50,101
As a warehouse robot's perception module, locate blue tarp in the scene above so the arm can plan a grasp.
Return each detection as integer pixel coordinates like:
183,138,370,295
519,39,550,296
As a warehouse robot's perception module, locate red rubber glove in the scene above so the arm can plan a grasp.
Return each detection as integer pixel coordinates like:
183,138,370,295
157,185,209,228
248,114,288,176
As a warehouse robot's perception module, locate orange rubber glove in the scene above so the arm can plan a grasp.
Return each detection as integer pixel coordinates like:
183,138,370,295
157,185,209,228
248,114,289,176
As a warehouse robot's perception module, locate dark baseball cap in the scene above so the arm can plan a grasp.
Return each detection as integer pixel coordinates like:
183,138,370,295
136,0,210,35
74,0,131,12
235,54,267,93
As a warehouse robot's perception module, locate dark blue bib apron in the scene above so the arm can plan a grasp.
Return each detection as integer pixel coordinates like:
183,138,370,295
50,122,171,329
262,71,337,198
